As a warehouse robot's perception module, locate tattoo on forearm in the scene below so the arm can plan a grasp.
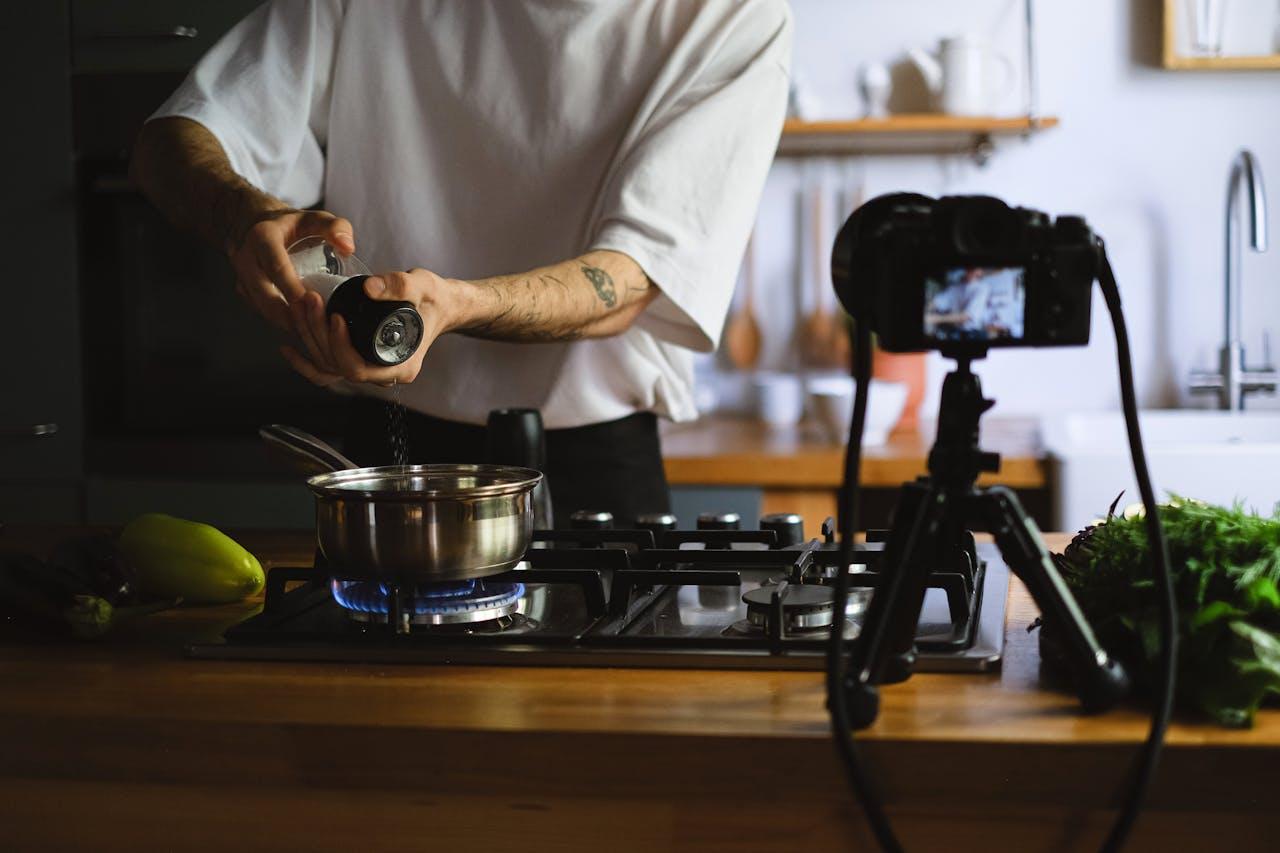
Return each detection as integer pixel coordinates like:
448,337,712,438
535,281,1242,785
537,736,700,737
582,265,617,308
461,259,644,344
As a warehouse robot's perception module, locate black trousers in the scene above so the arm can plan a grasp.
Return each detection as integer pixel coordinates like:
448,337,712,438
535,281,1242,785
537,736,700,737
343,397,671,528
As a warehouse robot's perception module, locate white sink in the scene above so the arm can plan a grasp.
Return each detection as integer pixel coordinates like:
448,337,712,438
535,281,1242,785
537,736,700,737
1041,411,1280,532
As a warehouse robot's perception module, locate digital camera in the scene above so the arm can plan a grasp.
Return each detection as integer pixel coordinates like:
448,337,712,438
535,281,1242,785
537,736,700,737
830,193,1098,354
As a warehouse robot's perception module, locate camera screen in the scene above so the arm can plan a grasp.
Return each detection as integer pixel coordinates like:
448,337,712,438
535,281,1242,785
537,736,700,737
923,266,1026,342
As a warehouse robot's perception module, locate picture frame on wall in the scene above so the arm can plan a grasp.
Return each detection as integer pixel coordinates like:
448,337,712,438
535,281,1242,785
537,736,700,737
1162,0,1280,69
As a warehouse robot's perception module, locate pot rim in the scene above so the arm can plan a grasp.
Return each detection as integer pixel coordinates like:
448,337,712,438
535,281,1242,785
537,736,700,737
307,463,543,501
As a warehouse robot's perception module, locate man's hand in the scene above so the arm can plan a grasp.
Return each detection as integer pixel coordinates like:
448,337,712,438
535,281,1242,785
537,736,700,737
227,208,356,333
279,250,656,389
281,269,450,387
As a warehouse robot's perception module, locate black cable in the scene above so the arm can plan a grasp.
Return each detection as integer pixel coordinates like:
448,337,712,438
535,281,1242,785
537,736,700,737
1096,245,1177,852
826,324,903,852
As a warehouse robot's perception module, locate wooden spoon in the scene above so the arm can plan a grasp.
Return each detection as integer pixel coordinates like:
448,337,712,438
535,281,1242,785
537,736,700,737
724,232,763,370
800,183,851,368
827,179,863,367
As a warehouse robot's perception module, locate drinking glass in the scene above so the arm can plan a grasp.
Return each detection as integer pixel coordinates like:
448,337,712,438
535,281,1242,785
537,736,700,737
1188,0,1228,56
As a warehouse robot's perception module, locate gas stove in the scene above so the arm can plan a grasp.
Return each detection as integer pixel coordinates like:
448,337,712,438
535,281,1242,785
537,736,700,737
187,512,1008,671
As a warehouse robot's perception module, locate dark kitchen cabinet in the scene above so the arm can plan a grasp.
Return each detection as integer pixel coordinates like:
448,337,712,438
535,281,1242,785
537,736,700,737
0,3,85,521
71,0,346,462
0,1,285,524
70,0,264,73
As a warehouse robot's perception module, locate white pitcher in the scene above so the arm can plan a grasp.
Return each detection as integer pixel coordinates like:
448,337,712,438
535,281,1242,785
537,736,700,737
908,35,1014,117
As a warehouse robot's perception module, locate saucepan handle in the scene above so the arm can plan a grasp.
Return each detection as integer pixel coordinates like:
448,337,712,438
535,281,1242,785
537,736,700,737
259,424,359,475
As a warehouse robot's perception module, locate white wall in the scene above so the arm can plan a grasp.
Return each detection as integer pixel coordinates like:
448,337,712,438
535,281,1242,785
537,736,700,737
707,0,1280,420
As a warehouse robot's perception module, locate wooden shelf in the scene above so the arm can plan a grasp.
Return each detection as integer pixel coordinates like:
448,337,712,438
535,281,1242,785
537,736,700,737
1162,0,1280,70
776,115,1060,162
783,116,1060,134
1164,53,1280,70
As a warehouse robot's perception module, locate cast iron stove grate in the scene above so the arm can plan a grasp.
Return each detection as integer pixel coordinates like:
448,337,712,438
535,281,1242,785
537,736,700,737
187,521,1007,671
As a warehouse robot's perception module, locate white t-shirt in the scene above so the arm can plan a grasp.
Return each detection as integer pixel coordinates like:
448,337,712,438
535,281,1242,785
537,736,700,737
152,0,791,428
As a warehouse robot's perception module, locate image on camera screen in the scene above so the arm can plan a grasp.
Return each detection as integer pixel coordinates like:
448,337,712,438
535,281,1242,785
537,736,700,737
923,266,1026,342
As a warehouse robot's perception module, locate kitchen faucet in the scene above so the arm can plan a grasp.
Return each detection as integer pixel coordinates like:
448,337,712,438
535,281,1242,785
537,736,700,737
1190,149,1273,409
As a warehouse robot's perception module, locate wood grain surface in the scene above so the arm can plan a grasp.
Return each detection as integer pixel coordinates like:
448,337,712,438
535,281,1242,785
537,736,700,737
661,414,1046,487
782,116,1062,135
1,527,1275,852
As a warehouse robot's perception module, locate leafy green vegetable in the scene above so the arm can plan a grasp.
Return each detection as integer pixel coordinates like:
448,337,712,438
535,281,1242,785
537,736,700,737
1047,496,1280,727
62,594,180,639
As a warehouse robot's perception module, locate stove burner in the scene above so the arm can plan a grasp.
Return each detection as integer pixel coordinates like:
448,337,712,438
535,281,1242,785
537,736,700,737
201,517,1005,670
331,578,526,626
742,584,835,632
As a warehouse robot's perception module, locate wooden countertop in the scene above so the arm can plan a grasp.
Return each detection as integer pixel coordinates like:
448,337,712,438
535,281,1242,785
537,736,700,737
660,415,1046,488
1,529,1276,851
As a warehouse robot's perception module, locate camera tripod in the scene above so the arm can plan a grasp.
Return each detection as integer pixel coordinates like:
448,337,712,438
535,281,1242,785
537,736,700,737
840,356,1131,729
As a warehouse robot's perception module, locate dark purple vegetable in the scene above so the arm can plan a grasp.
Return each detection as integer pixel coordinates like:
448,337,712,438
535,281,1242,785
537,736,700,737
0,547,174,640
48,534,135,605
0,550,79,627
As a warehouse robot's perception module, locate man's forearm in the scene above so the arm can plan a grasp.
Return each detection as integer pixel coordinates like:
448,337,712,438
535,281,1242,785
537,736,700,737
447,250,657,342
130,117,286,253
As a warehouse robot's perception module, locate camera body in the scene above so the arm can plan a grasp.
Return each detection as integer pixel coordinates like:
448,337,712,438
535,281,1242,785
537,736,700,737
831,193,1098,355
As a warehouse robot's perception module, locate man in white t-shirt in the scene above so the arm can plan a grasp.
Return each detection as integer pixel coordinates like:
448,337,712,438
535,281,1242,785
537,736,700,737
131,0,791,524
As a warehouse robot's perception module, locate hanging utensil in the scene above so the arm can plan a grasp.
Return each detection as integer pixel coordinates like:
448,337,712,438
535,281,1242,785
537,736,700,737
800,178,853,368
828,175,864,367
723,231,763,370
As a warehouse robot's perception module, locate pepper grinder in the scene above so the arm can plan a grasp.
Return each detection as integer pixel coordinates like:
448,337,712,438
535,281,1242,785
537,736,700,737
288,236,424,366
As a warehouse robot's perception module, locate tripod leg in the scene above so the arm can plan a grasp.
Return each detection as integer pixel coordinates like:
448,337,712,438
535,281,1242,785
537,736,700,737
974,486,1130,712
842,481,947,728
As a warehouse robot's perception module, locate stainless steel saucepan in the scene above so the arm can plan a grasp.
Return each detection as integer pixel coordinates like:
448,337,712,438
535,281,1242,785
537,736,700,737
261,424,542,582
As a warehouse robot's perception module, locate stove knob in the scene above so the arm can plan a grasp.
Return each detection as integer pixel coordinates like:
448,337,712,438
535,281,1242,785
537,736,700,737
760,512,805,548
569,510,614,530
696,511,741,531
635,512,678,533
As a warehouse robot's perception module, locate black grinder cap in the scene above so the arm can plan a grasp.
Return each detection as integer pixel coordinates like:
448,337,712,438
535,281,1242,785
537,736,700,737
325,274,424,366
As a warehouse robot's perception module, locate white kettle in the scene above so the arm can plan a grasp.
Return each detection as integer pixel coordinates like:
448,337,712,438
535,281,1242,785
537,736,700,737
908,35,1014,117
